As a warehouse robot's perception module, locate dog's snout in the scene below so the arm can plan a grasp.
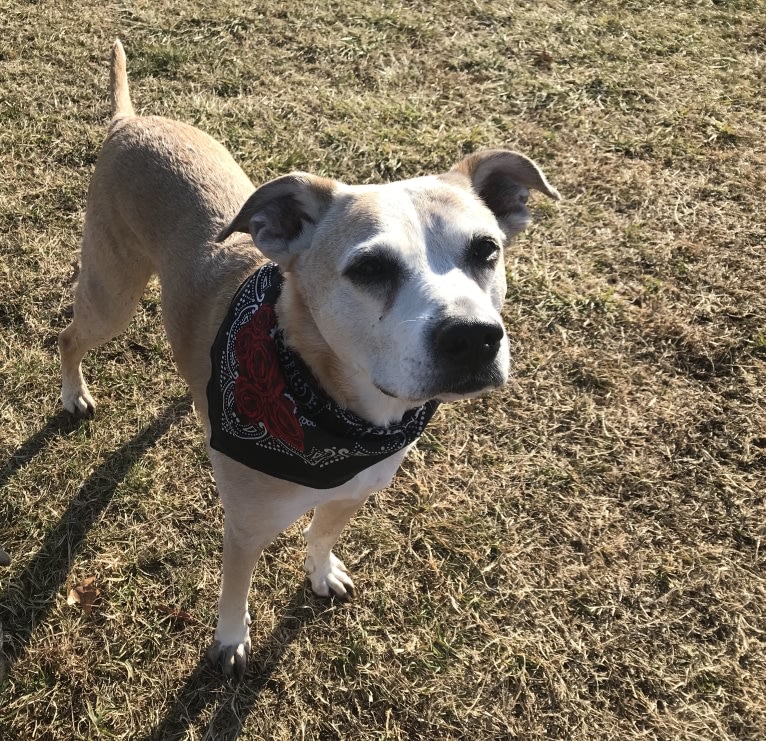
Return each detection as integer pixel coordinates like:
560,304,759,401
432,318,504,366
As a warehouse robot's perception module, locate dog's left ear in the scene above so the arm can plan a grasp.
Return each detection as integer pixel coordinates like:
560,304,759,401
449,149,560,239
216,173,336,264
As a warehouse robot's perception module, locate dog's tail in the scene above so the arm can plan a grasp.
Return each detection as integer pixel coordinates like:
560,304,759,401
110,39,134,119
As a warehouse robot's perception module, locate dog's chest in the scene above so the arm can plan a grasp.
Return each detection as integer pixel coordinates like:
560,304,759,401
315,446,411,502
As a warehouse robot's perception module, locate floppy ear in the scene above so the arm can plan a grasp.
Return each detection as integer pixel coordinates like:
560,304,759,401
450,149,560,239
216,173,336,264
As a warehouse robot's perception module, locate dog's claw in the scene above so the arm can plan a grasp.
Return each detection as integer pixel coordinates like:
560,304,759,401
206,635,251,680
74,402,95,420
305,553,355,599
62,389,96,419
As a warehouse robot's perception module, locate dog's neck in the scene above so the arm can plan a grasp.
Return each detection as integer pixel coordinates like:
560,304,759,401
276,277,417,428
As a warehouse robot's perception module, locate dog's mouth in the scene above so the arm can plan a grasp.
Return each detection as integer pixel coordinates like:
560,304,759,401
375,365,507,405
433,366,507,400
374,383,401,400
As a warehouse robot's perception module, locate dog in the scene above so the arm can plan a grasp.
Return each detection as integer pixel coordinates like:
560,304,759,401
59,40,559,677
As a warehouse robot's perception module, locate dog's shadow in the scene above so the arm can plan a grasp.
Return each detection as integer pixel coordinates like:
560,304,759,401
0,398,192,660
1,400,341,739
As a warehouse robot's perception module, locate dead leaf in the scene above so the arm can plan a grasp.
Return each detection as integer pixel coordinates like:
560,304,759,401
157,603,198,627
533,49,554,69
67,576,100,615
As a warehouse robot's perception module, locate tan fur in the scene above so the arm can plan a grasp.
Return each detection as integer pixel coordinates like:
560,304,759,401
60,40,558,678
109,40,134,119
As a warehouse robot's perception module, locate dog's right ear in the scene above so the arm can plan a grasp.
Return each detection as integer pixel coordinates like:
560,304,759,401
216,173,336,264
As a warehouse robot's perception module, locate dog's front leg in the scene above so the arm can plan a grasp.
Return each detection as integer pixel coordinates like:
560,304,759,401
303,494,370,598
206,458,315,678
208,499,313,678
302,453,409,598
206,515,263,678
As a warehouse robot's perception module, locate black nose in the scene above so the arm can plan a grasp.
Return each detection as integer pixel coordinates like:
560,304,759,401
432,318,504,366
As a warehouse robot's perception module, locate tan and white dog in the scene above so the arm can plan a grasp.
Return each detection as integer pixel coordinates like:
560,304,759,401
59,41,559,677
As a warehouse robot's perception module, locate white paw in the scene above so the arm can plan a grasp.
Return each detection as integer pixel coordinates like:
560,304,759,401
207,613,251,679
206,636,251,679
61,384,95,418
305,552,355,598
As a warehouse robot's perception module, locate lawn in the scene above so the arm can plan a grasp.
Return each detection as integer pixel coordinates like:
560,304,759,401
1,0,764,738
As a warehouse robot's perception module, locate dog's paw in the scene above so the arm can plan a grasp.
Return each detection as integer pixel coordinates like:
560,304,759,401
207,613,252,679
61,385,96,419
305,552,355,598
206,633,252,679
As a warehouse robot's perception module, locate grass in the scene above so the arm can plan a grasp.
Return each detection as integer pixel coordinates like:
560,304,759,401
1,0,765,738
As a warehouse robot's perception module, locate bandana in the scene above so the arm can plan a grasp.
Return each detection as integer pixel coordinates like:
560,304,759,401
207,263,439,489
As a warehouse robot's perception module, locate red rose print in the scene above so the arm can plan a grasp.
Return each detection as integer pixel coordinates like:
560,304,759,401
249,304,275,338
266,395,305,451
234,376,267,426
233,306,305,451
237,339,284,395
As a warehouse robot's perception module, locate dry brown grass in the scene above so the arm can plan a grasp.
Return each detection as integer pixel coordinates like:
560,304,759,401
1,0,765,738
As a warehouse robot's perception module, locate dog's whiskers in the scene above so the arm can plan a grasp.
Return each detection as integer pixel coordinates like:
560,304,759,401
397,317,430,327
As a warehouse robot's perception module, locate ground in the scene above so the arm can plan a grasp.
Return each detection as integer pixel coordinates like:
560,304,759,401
0,1,764,739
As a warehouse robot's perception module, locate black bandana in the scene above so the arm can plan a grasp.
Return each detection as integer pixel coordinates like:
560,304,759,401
207,263,440,489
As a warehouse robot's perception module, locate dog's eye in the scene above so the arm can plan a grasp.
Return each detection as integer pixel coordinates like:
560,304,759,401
467,237,501,266
344,254,401,287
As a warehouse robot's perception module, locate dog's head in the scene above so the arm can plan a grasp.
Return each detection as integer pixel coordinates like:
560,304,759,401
218,150,559,408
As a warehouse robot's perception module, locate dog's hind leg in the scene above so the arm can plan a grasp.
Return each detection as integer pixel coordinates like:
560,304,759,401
59,221,153,417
